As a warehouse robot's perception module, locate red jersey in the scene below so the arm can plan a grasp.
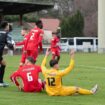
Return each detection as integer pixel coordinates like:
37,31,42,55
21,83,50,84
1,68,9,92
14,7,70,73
51,36,60,48
10,65,42,92
26,27,44,50
16,34,29,51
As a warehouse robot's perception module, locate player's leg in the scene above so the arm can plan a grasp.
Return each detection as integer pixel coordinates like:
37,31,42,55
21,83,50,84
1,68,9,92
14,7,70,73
31,50,38,61
51,48,56,60
39,42,43,53
0,58,6,83
0,53,9,87
60,85,98,96
60,86,77,96
56,49,60,62
75,84,98,95
19,52,27,67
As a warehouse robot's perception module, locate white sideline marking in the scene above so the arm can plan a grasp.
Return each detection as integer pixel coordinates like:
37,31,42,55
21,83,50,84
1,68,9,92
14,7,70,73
76,65,105,70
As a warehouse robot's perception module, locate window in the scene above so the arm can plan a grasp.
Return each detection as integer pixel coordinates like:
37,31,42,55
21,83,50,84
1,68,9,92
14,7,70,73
68,39,74,45
96,39,98,45
76,39,93,45
61,39,67,43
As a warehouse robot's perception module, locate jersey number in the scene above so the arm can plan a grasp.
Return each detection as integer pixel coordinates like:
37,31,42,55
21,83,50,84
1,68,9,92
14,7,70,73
27,72,33,82
30,33,35,40
47,77,55,86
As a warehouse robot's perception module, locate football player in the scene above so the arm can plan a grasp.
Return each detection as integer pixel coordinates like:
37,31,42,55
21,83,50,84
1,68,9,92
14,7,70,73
16,27,30,66
50,32,61,62
41,49,98,96
0,21,15,87
26,20,44,61
10,56,44,92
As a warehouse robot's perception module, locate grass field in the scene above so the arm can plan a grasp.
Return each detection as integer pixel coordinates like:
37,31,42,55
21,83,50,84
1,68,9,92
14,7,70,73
0,53,105,105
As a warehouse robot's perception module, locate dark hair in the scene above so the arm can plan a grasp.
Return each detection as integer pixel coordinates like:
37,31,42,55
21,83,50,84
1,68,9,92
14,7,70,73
52,32,57,35
35,20,43,29
0,21,8,29
35,20,42,25
26,56,36,64
9,24,13,32
49,59,58,67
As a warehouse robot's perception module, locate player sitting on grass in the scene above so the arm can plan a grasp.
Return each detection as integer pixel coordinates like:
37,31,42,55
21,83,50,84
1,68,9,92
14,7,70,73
16,27,30,67
41,49,98,96
10,56,44,92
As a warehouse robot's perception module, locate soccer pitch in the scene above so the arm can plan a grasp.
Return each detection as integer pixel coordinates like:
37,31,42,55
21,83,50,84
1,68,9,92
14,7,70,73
0,53,105,105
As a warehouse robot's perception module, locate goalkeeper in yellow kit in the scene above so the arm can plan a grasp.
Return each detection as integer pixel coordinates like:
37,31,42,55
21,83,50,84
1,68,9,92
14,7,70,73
41,49,98,96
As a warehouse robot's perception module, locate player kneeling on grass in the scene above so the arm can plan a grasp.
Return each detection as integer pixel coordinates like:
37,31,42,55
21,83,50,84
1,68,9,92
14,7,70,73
10,57,44,92
41,49,98,96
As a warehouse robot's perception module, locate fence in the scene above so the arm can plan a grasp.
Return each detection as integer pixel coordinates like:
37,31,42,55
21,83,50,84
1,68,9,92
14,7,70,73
60,37,98,52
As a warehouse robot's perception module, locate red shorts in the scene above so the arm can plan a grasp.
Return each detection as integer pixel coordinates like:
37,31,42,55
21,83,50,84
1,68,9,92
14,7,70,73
51,47,60,56
27,50,38,61
23,82,43,92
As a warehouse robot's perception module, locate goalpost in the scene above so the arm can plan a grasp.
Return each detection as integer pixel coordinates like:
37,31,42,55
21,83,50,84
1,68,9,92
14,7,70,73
98,0,105,53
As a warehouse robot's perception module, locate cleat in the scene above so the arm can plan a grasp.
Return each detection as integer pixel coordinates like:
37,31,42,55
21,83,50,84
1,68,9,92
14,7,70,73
91,84,98,94
0,82,9,87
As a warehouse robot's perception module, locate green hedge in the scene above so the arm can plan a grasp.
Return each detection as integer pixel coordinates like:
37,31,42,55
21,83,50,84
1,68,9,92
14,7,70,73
60,10,84,37
4,15,39,22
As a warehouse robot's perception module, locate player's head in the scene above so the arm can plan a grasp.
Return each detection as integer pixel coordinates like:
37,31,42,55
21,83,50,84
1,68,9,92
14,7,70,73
52,32,57,37
0,21,9,31
21,27,30,36
35,20,43,29
9,24,13,32
52,32,60,39
25,56,36,65
49,59,59,70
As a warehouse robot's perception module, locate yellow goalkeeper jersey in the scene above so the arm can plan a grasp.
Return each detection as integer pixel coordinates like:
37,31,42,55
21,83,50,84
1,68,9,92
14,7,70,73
41,56,74,96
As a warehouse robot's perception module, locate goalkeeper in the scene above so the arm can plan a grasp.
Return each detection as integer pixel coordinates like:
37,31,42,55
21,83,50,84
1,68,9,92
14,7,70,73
41,49,98,96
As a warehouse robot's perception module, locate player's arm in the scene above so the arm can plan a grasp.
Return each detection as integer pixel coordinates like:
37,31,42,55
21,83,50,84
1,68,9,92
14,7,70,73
10,71,20,87
41,48,50,73
23,33,31,51
35,30,44,46
58,49,75,76
38,32,43,43
15,41,24,46
10,71,23,91
6,34,15,50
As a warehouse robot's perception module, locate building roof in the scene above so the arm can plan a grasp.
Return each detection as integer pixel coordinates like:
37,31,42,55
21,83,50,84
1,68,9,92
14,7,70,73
27,18,60,32
0,1,53,15
41,18,60,32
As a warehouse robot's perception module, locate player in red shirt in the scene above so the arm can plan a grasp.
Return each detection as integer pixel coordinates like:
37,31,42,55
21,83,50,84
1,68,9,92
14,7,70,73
26,20,44,61
50,32,61,62
10,56,44,92
16,27,30,66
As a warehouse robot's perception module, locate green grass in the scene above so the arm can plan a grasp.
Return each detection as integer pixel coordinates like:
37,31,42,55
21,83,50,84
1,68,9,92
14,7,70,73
0,53,105,105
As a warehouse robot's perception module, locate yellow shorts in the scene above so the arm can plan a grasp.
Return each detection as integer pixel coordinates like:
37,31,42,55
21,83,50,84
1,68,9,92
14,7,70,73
60,86,77,96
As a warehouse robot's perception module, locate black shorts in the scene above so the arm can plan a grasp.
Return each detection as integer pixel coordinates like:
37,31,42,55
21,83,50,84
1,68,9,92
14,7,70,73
0,51,3,62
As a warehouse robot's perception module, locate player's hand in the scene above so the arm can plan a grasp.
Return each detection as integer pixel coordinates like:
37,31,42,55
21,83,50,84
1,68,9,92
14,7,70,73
70,49,75,59
45,48,50,56
13,43,16,50
18,85,22,90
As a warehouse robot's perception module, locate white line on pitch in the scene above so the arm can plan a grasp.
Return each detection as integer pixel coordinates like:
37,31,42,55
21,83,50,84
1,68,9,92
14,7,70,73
76,65,105,70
